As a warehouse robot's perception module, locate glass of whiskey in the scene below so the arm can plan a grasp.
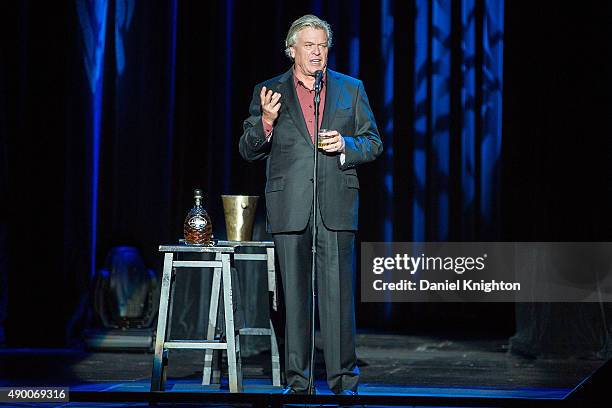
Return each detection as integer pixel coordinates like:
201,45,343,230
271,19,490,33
317,129,333,149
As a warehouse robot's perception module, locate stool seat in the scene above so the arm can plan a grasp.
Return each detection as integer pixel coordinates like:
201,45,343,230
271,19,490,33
164,340,228,349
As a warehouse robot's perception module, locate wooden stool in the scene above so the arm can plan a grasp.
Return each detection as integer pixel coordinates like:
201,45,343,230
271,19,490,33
202,240,281,388
150,244,243,392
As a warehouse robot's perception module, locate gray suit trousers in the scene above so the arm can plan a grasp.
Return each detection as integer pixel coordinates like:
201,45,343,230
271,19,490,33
273,204,359,393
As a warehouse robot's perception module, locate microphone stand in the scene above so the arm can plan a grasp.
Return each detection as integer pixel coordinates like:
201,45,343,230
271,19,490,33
308,73,322,395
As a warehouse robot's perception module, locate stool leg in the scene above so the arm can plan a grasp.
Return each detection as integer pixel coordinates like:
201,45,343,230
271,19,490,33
166,267,177,340
202,254,222,386
222,253,243,392
162,349,169,387
270,319,281,387
151,253,174,391
266,247,277,311
235,331,243,389
212,350,222,384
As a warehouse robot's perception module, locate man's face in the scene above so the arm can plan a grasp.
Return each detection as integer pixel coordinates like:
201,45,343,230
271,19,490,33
290,27,328,77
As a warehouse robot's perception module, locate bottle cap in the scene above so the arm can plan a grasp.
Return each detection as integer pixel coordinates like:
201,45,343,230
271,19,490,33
194,189,203,199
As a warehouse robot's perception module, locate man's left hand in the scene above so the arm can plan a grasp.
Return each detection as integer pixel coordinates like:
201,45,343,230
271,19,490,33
320,130,345,154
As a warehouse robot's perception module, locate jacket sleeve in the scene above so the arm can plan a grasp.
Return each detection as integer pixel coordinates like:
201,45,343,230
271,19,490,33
239,85,271,162
338,80,383,170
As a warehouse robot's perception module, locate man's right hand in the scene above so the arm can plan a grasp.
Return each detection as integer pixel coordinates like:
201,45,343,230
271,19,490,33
260,86,282,126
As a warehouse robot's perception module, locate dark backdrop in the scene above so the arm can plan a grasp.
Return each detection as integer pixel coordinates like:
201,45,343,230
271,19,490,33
1,0,611,346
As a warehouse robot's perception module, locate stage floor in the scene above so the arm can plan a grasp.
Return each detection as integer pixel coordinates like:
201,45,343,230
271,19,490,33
0,332,605,406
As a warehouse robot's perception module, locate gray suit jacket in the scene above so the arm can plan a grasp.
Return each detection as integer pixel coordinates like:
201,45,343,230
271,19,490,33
239,68,382,233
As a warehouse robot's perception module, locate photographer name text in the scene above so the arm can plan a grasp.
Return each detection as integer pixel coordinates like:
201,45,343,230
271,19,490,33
373,279,520,292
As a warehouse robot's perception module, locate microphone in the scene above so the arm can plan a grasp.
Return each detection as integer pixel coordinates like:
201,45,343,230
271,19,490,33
314,70,323,94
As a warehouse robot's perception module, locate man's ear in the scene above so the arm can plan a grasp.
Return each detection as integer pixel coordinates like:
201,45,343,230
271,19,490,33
290,47,295,59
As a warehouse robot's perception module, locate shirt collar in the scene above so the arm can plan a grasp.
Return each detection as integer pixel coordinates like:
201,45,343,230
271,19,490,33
292,67,326,91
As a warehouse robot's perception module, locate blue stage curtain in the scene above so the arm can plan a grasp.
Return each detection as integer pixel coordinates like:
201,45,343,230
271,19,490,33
413,0,503,241
61,0,178,341
71,0,109,340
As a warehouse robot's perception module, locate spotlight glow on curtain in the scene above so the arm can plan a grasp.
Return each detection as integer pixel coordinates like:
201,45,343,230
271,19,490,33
480,0,503,231
430,0,451,240
76,0,108,278
413,0,503,240
461,0,477,237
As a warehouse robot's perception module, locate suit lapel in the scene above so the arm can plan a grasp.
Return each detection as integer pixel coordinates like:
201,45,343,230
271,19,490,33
277,69,313,145
322,69,342,130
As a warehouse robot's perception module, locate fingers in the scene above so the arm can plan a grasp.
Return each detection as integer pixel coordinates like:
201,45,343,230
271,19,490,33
270,92,281,106
260,87,271,105
260,86,272,105
321,133,343,153
261,86,282,124
266,93,281,113
270,98,281,113
260,86,281,105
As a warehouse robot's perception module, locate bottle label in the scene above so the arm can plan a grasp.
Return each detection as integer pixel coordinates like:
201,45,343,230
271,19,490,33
188,215,207,230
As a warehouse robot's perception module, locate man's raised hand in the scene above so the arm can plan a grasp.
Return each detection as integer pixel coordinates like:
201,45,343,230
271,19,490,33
260,86,282,126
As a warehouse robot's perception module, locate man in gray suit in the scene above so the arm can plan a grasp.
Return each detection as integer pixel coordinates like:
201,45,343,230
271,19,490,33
239,14,382,395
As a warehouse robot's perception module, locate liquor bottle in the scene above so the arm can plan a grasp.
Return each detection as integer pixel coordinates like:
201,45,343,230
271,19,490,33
183,189,213,245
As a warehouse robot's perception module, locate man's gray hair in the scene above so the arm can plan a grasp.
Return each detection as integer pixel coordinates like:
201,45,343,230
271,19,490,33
284,14,333,60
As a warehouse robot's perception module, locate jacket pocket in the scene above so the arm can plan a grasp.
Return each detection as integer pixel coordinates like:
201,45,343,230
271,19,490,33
335,106,353,117
266,176,285,192
344,174,360,189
